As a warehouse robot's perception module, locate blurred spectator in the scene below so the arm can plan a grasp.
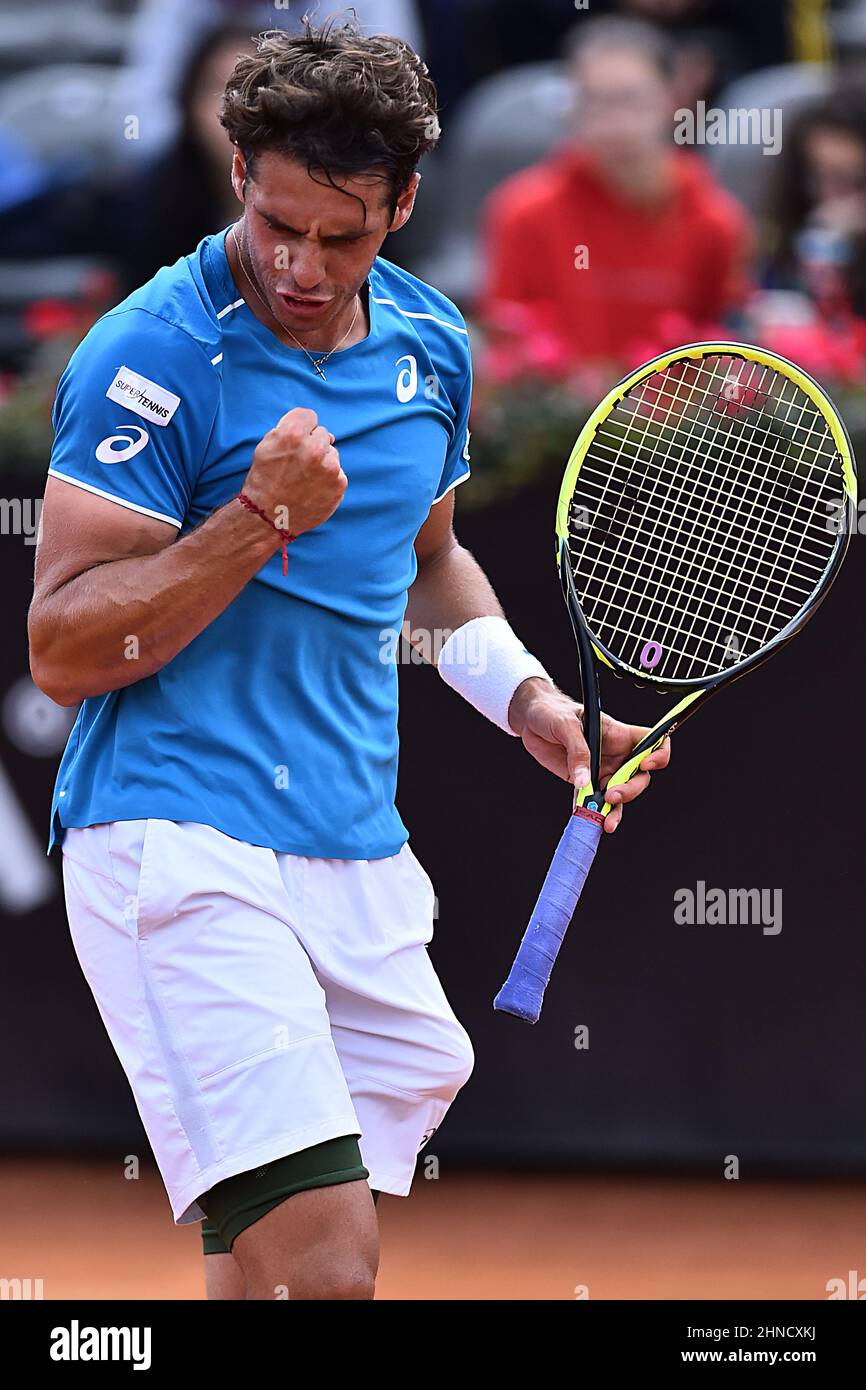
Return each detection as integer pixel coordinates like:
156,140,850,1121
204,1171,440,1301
117,23,256,289
122,0,424,162
766,86,866,323
0,23,255,274
478,17,752,372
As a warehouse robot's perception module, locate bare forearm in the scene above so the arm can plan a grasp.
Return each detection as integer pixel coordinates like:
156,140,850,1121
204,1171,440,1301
404,541,503,644
406,539,559,733
30,501,281,704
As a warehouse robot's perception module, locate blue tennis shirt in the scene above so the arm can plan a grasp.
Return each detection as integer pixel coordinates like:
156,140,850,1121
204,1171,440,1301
47,228,472,857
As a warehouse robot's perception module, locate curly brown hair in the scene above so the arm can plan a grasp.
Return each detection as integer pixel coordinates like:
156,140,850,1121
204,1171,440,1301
220,17,440,216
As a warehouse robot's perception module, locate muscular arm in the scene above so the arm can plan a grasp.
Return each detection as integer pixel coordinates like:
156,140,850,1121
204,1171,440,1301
406,490,502,636
29,408,346,706
407,495,671,829
406,491,543,734
28,477,283,706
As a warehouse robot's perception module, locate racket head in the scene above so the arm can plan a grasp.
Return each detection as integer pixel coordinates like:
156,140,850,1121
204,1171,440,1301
556,341,857,695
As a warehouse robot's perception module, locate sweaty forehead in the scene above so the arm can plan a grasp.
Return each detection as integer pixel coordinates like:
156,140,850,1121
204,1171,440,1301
249,152,391,232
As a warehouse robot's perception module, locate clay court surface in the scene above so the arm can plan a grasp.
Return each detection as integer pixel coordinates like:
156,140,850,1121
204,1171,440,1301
2,1159,864,1300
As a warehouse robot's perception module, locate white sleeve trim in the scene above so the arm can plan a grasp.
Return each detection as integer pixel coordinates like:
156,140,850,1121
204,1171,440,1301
432,467,471,503
370,294,469,336
47,469,183,528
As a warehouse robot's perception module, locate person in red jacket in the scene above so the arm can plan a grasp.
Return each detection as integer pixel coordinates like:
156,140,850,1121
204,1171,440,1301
479,16,753,371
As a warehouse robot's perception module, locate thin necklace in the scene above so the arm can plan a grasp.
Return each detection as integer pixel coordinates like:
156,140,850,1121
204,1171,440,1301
232,225,359,380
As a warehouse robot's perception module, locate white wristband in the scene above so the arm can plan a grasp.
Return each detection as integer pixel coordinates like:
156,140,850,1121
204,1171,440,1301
436,616,552,735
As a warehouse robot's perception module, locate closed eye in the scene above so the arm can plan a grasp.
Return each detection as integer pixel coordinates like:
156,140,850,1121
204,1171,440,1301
261,214,368,246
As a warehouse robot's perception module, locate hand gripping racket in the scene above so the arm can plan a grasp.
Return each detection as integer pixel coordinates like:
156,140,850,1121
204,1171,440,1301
494,342,856,1023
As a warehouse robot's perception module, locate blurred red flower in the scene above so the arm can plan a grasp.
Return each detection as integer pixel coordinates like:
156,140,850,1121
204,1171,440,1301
24,298,80,341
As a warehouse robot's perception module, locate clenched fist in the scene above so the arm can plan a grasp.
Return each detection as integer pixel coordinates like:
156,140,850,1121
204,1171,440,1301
242,407,347,537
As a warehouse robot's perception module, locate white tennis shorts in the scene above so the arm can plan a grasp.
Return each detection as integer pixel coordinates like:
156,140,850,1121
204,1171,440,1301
61,819,474,1225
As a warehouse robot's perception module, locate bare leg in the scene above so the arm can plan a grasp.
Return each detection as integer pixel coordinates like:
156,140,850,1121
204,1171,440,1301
230,1179,378,1300
204,1251,246,1301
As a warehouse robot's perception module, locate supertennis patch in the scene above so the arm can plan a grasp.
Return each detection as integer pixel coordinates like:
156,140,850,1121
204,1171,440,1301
106,366,181,427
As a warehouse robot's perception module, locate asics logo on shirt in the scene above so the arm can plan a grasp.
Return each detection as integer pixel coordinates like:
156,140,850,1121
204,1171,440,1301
396,355,447,406
396,353,418,402
95,425,149,464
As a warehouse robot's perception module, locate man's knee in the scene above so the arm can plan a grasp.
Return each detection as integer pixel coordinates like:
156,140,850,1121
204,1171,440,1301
283,1250,377,1301
422,1019,475,1099
236,1182,379,1300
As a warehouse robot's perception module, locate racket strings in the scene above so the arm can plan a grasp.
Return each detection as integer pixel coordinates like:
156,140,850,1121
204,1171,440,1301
643,363,836,663
578,422,830,675
578,378,822,653
583,424,832,589
589,361,837,565
588,406,836,563
578,366,836,676
584,394,831,626
567,354,843,681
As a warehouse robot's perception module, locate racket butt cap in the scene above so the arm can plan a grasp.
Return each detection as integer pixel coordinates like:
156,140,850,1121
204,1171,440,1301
493,985,540,1024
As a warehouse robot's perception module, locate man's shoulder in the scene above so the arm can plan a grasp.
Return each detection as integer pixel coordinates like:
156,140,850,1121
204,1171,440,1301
370,256,470,348
56,244,228,422
77,236,226,370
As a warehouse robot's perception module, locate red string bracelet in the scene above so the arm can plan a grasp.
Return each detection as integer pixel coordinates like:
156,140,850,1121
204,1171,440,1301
236,492,297,575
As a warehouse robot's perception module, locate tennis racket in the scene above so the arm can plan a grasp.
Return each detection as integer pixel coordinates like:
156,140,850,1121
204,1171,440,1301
494,341,856,1024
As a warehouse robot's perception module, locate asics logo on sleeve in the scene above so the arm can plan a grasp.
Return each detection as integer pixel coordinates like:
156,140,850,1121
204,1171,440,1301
106,366,181,426
95,425,150,464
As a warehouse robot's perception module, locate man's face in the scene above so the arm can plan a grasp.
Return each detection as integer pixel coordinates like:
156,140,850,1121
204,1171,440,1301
232,150,417,333
572,48,671,169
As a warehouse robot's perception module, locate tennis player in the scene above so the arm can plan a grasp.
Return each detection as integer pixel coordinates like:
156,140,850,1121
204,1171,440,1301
29,20,670,1300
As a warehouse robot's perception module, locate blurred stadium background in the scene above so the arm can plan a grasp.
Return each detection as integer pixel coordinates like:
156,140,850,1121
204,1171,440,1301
1,0,865,1300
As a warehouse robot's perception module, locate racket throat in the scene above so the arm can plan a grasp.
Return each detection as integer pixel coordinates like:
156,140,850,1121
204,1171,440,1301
561,546,606,811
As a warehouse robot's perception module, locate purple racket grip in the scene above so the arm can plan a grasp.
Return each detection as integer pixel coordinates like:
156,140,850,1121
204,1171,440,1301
494,808,604,1023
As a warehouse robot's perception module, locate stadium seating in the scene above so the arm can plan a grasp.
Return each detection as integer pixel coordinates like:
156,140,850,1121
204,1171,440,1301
0,64,131,185
0,3,132,81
